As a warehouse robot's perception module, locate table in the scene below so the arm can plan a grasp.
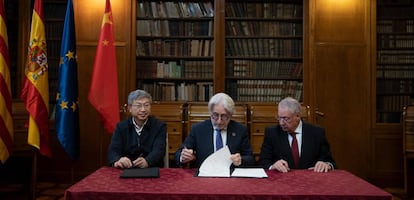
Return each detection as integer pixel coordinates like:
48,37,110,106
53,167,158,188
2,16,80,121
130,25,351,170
65,167,392,200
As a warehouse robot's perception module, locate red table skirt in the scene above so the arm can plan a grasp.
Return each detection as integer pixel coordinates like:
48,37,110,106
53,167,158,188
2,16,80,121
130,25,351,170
65,167,392,200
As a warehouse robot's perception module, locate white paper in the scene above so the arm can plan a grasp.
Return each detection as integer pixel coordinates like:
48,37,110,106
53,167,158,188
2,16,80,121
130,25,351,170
231,168,268,178
198,146,232,177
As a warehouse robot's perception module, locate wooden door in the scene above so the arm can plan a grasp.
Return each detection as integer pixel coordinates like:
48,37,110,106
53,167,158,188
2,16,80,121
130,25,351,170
305,0,372,179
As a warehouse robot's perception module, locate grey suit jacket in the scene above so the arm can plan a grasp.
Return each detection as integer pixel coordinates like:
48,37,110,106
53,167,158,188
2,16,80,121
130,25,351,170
258,122,336,169
174,119,255,168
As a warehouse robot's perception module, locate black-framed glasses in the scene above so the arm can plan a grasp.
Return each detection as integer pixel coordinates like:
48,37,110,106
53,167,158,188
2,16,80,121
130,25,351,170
211,112,230,121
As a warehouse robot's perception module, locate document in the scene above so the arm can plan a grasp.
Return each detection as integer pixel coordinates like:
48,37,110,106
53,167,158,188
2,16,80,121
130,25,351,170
197,146,268,178
198,146,232,177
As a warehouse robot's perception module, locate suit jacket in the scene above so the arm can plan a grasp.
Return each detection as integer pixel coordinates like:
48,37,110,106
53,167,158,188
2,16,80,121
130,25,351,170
107,116,166,167
174,119,255,168
258,122,336,169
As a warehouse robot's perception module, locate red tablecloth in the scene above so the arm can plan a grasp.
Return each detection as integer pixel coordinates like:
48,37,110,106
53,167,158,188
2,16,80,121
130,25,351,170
65,167,392,200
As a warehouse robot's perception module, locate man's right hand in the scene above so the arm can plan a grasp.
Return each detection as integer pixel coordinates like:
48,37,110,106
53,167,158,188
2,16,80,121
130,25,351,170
114,157,133,168
271,159,290,173
180,147,195,163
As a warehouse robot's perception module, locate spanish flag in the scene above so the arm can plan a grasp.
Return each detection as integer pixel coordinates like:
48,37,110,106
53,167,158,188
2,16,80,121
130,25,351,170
21,0,51,157
88,0,120,134
0,0,14,164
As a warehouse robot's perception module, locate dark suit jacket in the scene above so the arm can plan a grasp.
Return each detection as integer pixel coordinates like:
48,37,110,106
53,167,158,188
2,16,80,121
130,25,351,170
107,116,166,167
174,119,255,168
258,122,336,169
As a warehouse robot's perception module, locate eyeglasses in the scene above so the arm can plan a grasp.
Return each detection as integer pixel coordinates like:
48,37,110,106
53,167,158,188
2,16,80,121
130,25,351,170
131,103,151,110
277,116,292,123
211,112,230,121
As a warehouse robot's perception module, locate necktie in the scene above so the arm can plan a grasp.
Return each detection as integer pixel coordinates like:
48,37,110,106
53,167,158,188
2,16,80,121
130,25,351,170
290,132,299,168
215,129,223,151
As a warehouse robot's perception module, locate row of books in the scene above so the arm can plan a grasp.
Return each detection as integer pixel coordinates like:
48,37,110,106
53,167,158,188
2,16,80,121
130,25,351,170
377,20,414,33
225,21,302,36
225,38,302,57
136,39,214,57
226,60,302,79
377,80,413,93
227,80,303,102
377,35,414,48
137,1,214,18
377,51,414,63
141,82,213,101
137,60,213,79
44,3,66,18
377,69,414,78
225,2,302,18
137,20,213,37
377,6,414,19
377,95,412,112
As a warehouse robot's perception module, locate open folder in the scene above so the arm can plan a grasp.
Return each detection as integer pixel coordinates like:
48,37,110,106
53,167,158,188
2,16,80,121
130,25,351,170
196,146,267,178
120,167,160,178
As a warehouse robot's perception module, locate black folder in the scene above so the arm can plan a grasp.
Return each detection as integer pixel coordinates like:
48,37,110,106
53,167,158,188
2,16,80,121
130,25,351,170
120,167,160,178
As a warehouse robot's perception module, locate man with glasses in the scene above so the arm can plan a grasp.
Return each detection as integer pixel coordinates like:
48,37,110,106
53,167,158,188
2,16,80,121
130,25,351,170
175,93,255,168
108,89,166,168
258,97,336,173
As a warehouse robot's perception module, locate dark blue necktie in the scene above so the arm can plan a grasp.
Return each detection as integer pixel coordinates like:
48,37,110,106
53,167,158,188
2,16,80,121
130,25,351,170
215,129,223,151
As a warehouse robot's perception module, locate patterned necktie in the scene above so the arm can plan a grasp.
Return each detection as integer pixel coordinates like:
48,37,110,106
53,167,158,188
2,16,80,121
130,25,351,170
290,132,299,168
215,129,223,151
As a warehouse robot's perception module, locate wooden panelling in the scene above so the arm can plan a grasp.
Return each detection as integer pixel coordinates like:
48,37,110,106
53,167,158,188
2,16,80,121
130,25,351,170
403,105,414,196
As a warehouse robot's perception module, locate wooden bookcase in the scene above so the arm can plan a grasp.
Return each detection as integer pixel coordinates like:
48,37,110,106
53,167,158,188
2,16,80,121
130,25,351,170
135,0,303,102
376,0,414,123
224,1,303,102
135,1,215,101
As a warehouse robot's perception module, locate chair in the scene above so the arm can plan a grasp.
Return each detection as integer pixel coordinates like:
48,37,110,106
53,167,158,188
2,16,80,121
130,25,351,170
403,105,414,197
186,102,248,137
164,133,169,168
249,103,310,158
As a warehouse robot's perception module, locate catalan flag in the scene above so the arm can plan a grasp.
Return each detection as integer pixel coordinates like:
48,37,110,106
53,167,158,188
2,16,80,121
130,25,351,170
21,0,51,157
0,0,14,164
88,0,119,134
55,0,79,160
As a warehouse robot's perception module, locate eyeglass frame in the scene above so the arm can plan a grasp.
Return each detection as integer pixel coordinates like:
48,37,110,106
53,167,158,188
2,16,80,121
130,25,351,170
130,103,151,110
211,112,230,121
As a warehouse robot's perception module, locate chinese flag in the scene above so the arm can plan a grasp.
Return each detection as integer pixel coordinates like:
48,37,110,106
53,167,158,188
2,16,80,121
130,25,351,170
20,0,51,157
88,0,119,134
0,0,14,164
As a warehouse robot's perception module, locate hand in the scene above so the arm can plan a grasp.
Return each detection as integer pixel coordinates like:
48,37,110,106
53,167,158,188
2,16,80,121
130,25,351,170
180,147,195,164
114,157,133,169
230,153,242,166
133,156,148,168
309,161,331,172
270,159,290,173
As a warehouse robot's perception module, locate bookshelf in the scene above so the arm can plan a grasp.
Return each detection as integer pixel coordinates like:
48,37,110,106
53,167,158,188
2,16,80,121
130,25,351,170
224,0,303,102
376,0,414,123
135,1,215,101
44,0,66,110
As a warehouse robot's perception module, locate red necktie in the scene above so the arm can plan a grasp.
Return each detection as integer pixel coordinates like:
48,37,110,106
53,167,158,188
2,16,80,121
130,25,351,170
290,132,299,168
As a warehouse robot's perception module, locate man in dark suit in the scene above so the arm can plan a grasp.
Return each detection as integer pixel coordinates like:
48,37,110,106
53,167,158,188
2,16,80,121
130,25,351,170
175,93,255,168
108,89,166,168
259,97,336,173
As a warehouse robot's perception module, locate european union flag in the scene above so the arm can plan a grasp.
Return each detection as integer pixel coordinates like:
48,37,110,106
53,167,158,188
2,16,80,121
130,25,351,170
55,0,79,160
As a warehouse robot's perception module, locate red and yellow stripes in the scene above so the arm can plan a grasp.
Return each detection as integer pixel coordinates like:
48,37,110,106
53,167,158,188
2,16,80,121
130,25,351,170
0,0,14,164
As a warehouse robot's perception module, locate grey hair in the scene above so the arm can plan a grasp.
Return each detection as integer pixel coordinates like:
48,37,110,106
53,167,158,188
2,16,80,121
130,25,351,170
278,97,301,114
208,93,235,115
127,89,152,105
